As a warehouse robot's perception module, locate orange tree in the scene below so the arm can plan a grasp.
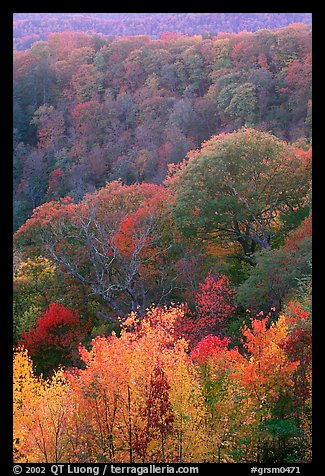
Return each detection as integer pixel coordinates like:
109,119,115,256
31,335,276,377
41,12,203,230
231,314,300,462
14,181,181,319
64,305,207,463
14,304,303,463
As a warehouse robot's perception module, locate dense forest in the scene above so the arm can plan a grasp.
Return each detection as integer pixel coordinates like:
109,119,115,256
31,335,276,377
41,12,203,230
13,24,312,230
13,13,312,50
13,17,312,465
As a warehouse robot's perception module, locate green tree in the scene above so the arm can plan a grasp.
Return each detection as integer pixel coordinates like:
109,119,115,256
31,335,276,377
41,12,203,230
224,82,258,125
235,236,311,312
169,128,310,263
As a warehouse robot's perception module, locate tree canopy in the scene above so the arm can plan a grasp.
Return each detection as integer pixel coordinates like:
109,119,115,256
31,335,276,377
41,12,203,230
169,128,310,261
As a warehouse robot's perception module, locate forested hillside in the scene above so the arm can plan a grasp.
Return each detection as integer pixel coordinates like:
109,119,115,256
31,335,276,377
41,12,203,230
13,24,312,230
13,18,312,464
13,13,312,49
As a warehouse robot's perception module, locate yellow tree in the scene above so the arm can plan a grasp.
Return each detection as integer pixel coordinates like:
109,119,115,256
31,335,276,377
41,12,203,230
164,338,207,462
14,346,72,462
191,335,250,462
14,346,42,462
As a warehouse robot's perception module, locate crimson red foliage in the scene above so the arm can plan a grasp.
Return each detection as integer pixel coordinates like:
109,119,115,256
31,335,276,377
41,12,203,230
21,302,90,356
134,362,174,461
190,334,230,365
174,273,236,348
196,273,236,328
281,301,312,402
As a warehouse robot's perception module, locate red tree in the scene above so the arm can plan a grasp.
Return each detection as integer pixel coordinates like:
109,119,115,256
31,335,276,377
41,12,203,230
47,168,66,199
134,362,174,462
190,334,231,366
174,273,236,348
282,301,311,402
21,303,90,375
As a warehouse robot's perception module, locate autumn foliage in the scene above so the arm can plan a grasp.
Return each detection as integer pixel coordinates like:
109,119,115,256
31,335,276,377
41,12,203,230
21,303,90,374
174,273,236,348
195,273,236,334
13,19,312,465
13,128,312,462
14,303,310,463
